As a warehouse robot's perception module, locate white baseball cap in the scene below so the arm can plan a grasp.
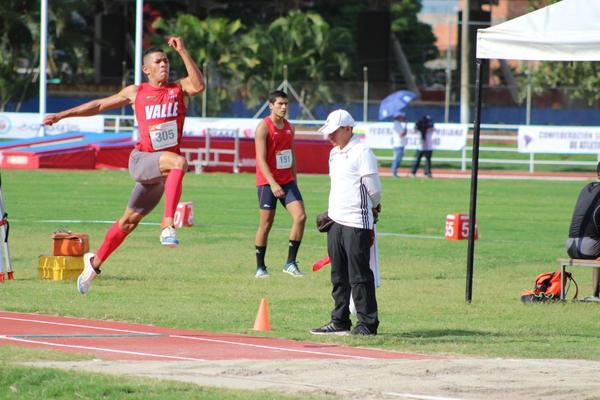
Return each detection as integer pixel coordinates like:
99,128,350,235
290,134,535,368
319,109,356,138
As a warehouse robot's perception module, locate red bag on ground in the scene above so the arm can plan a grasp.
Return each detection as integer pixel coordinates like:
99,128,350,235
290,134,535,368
521,271,578,302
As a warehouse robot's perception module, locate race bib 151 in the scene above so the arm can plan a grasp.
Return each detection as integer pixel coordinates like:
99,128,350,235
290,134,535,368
276,149,293,169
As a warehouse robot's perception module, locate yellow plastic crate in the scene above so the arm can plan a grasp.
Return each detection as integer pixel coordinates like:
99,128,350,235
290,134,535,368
38,255,84,280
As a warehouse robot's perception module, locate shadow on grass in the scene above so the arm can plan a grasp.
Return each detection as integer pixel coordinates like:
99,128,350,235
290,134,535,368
101,275,141,282
388,329,503,339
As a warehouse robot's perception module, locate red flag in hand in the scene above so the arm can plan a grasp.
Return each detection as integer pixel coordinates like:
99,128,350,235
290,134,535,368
312,256,331,272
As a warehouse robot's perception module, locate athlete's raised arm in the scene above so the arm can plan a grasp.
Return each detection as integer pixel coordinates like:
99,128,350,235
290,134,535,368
43,85,138,126
169,37,205,97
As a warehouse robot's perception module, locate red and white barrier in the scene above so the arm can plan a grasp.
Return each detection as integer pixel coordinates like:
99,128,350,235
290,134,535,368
174,201,194,228
445,213,478,240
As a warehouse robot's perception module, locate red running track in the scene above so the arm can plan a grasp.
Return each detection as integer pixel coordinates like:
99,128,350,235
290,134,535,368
0,311,433,362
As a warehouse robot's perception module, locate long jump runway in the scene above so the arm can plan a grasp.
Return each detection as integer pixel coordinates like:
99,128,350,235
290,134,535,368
5,311,600,400
0,311,429,362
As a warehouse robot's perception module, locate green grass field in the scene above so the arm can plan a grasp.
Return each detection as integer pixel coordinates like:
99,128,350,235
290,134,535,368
2,168,600,398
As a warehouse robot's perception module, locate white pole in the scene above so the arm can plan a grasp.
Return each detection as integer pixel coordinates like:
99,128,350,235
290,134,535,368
363,66,368,122
526,61,532,125
444,8,453,123
133,0,144,141
134,0,144,85
39,0,48,137
460,0,470,124
202,61,207,117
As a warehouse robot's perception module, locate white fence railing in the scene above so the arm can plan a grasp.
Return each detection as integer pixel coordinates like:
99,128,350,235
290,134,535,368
181,128,240,174
102,116,600,173
4,112,597,173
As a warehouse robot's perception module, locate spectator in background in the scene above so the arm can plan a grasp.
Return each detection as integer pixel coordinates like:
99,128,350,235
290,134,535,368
390,113,408,178
410,115,435,178
566,161,600,297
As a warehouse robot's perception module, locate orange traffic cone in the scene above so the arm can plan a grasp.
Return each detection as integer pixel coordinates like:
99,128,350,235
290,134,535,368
252,298,272,331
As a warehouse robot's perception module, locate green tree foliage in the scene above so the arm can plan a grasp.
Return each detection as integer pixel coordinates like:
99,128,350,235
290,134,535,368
530,63,600,107
153,14,260,116
153,10,351,117
46,1,94,84
0,0,93,111
0,1,36,110
391,0,438,84
245,10,352,113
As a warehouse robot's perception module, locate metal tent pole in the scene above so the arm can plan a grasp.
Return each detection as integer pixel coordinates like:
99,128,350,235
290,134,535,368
466,59,483,303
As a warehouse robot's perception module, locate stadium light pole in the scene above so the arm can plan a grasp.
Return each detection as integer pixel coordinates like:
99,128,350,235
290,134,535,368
134,0,143,86
39,0,48,137
460,0,470,124
132,0,144,141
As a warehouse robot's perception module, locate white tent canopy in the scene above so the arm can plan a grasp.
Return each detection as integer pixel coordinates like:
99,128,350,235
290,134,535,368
476,0,600,61
465,0,600,302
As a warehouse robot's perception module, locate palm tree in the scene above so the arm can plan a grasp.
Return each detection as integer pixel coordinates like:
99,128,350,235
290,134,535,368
153,14,260,116
245,10,352,117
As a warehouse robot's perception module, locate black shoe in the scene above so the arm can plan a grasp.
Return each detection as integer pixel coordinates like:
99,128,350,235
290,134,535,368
350,324,376,336
310,321,351,335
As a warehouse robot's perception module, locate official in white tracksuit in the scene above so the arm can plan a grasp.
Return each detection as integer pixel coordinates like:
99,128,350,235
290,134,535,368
310,109,382,336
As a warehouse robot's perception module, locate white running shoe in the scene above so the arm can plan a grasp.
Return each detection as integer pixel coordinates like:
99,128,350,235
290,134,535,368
255,266,270,278
283,261,304,277
77,253,98,295
160,226,179,247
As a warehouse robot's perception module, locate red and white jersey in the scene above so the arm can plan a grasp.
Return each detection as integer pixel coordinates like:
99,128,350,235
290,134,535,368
134,82,187,154
255,117,294,186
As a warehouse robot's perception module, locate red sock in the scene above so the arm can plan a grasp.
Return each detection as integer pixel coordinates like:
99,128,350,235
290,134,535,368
96,221,129,262
164,168,184,220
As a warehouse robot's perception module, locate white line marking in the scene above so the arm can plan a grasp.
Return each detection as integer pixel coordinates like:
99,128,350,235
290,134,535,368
0,315,377,360
1,336,206,361
38,219,160,226
378,232,444,240
32,219,445,241
169,334,376,360
0,316,156,335
384,393,466,400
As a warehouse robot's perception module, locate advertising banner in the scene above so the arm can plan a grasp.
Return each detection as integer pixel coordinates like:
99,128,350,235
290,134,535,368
183,117,260,138
354,122,468,150
518,125,600,154
0,113,105,138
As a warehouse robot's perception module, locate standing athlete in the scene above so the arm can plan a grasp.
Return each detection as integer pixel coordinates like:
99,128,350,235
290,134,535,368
254,90,306,278
43,37,205,294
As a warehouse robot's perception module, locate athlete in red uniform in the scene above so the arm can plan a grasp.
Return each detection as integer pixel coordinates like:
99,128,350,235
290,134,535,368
43,37,204,294
254,90,306,278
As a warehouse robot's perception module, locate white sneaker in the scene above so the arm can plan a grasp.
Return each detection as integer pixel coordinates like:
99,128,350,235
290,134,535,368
78,253,98,295
255,266,270,278
160,226,179,247
283,261,304,277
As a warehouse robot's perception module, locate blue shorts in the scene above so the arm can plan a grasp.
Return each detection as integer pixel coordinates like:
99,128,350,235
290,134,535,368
257,181,303,210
